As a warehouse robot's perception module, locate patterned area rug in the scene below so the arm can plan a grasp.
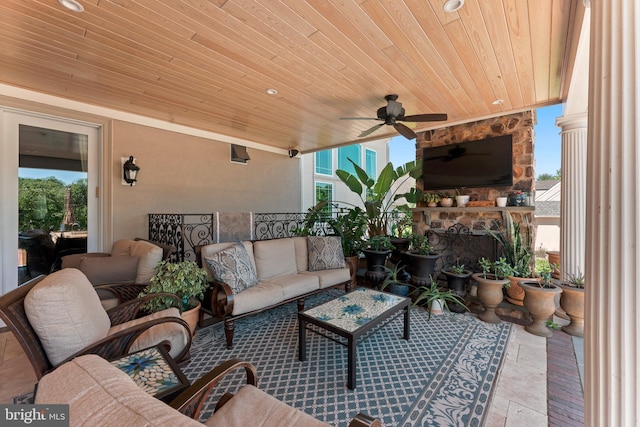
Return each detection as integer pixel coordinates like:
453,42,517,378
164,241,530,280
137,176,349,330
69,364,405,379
186,290,512,427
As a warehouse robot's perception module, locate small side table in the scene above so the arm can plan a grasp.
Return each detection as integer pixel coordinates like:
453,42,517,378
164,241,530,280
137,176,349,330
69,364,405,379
110,345,190,403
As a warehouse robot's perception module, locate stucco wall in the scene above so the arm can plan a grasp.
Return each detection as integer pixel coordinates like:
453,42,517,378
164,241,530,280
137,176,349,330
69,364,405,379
112,121,301,241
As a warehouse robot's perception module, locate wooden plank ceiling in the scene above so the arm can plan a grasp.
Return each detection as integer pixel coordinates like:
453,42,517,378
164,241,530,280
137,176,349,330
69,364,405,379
0,0,585,153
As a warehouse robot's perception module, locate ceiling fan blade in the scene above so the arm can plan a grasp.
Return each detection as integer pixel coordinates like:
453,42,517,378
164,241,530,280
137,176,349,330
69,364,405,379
359,123,385,137
402,113,448,122
340,117,381,121
393,123,417,140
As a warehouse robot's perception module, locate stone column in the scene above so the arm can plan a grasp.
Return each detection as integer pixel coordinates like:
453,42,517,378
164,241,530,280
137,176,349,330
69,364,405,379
585,2,640,425
556,114,587,280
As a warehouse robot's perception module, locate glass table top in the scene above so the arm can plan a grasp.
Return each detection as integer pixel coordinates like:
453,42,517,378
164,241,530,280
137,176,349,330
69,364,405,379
302,288,407,332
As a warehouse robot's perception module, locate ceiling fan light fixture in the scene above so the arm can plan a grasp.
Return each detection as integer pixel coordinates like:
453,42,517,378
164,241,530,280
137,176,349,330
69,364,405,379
58,0,84,12
443,0,464,13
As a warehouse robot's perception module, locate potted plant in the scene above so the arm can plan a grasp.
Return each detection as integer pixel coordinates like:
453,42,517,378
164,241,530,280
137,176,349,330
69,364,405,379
336,159,422,236
442,262,472,313
439,192,454,207
379,263,411,296
455,188,470,207
328,207,367,285
472,257,512,323
412,275,467,320
138,260,208,336
407,233,441,287
485,212,535,306
362,235,394,289
423,192,441,208
557,268,585,337
519,262,562,337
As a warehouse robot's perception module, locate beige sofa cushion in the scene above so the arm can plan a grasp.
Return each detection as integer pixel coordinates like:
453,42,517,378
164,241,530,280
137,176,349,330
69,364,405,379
231,281,284,316
201,241,255,281
301,268,351,289
253,238,297,281
206,384,329,427
24,269,111,366
108,307,188,359
130,239,163,283
35,355,201,427
292,236,308,272
61,252,110,269
263,273,319,300
79,255,139,285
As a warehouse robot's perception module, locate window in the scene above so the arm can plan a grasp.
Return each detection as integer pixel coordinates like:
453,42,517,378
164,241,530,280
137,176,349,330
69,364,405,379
315,150,332,175
337,145,362,175
365,149,377,178
315,182,333,220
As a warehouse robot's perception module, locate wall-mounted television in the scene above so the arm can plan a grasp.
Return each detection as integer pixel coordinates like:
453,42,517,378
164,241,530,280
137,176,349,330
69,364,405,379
422,135,513,190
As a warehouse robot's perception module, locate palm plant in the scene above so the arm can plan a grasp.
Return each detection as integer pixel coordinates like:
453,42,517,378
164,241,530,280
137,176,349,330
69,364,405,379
336,159,422,236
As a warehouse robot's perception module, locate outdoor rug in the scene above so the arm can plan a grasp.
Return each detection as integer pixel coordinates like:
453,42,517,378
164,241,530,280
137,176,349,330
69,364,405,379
185,290,513,427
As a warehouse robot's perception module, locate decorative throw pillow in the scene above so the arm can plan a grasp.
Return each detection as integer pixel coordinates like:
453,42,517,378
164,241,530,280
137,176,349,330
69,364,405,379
307,236,346,271
204,242,258,294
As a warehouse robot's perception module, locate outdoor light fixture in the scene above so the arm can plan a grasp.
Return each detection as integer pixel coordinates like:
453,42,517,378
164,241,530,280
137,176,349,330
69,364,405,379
123,156,140,186
443,0,464,13
288,149,299,158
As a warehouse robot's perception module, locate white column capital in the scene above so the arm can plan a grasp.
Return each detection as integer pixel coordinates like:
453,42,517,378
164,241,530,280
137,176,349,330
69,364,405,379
556,113,588,132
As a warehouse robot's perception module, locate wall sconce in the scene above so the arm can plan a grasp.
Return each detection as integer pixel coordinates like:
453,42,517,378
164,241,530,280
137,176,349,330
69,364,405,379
122,156,140,186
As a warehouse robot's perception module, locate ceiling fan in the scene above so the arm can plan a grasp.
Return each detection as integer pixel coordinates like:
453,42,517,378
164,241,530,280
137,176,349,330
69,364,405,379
340,94,448,140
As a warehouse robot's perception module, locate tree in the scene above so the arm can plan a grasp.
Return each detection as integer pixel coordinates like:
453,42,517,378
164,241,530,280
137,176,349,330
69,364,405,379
537,169,561,180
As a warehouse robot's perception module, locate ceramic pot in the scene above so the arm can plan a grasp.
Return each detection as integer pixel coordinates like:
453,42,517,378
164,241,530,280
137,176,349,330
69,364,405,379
182,300,201,337
455,195,470,207
546,251,561,279
472,273,509,323
557,281,585,337
443,269,471,313
430,299,445,316
505,275,538,306
496,197,508,207
408,251,441,287
362,248,391,289
520,280,562,337
440,197,454,207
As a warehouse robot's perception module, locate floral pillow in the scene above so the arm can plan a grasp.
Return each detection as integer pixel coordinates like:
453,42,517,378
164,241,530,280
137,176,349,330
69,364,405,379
204,242,258,294
307,236,345,271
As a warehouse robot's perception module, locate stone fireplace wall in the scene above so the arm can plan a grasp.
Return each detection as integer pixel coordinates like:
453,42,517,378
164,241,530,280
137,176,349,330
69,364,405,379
412,111,536,269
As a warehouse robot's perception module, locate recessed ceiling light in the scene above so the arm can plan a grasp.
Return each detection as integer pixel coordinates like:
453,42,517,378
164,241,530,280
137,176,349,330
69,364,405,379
443,0,464,13
266,88,278,95
492,99,504,105
58,0,84,12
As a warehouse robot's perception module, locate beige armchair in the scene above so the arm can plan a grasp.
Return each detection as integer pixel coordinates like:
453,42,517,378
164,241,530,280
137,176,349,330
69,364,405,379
0,269,192,380
35,355,380,427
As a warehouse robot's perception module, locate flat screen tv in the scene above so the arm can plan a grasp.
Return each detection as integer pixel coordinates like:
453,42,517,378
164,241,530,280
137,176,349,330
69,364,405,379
422,135,513,190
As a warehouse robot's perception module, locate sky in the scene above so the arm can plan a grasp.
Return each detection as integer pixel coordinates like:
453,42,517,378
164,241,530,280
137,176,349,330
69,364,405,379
19,168,86,185
389,104,563,178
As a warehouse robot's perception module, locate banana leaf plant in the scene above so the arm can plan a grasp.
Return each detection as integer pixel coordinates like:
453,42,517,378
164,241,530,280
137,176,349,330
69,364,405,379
336,159,423,236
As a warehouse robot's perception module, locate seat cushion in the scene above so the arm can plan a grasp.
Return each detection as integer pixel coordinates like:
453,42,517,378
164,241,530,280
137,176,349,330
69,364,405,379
35,355,201,427
231,282,284,316
108,307,189,360
206,384,329,427
292,236,308,272
79,255,139,285
307,236,345,271
263,273,320,300
253,238,297,281
110,239,163,284
61,252,110,269
24,268,111,366
301,268,351,289
204,242,259,294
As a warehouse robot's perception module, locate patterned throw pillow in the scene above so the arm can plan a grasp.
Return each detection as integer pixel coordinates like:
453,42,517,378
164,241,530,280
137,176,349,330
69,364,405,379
204,242,258,294
307,236,346,271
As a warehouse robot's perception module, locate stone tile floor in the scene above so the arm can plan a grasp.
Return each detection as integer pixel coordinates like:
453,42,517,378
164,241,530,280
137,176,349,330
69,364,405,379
0,316,584,426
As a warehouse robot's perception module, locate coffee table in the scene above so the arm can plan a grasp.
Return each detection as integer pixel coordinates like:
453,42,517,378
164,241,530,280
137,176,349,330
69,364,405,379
298,288,410,389
109,345,190,402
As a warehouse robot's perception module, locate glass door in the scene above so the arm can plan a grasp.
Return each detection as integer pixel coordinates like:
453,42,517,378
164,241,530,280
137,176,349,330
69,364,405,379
1,111,100,292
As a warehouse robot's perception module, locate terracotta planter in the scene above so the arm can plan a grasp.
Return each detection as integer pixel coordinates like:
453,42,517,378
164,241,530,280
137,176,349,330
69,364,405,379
546,251,561,279
557,281,585,337
182,300,201,337
472,273,509,323
440,197,454,207
344,255,360,287
519,280,562,337
506,275,538,306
